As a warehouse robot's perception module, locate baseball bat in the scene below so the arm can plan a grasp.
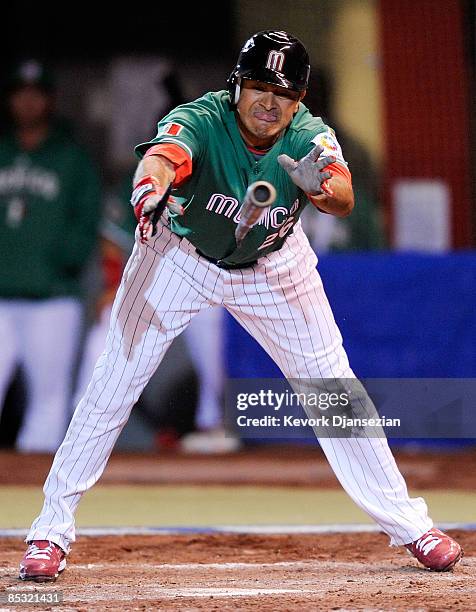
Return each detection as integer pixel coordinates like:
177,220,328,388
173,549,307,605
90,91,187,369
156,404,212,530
235,181,276,246
149,182,173,236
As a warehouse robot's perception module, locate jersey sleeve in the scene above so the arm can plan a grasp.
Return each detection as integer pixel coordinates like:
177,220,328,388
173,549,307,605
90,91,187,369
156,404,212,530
143,142,193,186
135,104,205,164
311,127,352,185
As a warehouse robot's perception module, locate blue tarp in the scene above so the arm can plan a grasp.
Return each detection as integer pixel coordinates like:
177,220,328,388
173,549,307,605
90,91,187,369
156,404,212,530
225,252,476,378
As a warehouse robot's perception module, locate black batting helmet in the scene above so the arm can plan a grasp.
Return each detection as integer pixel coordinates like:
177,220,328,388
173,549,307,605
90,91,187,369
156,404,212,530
228,30,310,105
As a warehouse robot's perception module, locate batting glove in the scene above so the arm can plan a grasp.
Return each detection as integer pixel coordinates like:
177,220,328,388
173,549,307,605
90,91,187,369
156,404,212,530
278,144,336,196
131,175,183,243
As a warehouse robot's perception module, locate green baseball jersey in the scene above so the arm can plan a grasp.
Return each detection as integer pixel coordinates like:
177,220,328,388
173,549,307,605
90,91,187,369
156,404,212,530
0,126,101,298
136,90,347,265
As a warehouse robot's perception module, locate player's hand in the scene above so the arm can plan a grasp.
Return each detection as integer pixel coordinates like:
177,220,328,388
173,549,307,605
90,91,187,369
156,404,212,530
277,144,335,196
131,176,183,243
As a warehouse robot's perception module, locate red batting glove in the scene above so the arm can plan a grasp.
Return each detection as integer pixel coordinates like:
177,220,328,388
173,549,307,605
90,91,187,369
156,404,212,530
131,175,161,222
130,175,183,243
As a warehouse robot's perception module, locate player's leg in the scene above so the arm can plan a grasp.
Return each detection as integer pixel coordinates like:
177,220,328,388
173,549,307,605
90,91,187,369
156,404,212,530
225,223,432,546
26,225,221,553
183,306,224,430
16,297,82,453
0,301,19,420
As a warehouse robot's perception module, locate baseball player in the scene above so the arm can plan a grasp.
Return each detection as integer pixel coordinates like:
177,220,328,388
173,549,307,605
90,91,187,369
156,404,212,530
0,60,100,452
20,31,462,581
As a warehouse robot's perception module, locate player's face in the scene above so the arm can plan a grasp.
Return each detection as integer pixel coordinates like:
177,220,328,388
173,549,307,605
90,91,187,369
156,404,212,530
236,80,304,148
9,85,52,128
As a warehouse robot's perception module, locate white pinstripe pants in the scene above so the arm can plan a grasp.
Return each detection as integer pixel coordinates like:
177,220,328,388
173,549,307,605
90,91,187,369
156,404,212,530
27,221,432,552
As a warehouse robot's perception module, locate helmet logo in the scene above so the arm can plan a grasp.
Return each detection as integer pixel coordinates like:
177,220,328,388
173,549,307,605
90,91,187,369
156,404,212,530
266,50,285,72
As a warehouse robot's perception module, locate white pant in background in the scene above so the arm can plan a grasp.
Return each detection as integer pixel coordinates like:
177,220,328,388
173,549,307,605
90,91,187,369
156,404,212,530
73,305,113,407
0,297,82,452
184,307,224,430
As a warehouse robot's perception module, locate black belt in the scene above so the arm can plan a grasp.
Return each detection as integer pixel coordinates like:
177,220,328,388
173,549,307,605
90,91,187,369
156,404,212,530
195,248,258,270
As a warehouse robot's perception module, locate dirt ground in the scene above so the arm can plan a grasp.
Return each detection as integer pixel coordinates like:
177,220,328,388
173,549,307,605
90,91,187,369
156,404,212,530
2,446,476,489
1,448,474,610
1,531,474,611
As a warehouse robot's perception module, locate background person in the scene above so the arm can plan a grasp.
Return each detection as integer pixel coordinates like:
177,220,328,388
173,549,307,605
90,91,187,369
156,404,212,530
0,60,101,452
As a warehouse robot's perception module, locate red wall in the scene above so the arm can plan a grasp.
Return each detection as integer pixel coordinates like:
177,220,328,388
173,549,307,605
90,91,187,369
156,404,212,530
379,0,473,247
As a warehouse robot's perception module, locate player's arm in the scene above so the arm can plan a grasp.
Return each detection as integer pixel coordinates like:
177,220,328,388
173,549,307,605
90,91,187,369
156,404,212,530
132,113,197,242
307,172,354,218
131,142,196,243
278,144,354,217
130,154,177,243
133,154,176,190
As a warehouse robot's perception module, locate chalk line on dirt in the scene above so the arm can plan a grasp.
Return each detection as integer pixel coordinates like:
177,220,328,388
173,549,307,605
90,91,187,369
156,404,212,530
1,522,475,538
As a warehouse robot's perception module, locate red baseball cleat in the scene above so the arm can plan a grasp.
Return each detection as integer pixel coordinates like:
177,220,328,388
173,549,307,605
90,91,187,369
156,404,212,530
406,528,463,571
19,540,66,582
